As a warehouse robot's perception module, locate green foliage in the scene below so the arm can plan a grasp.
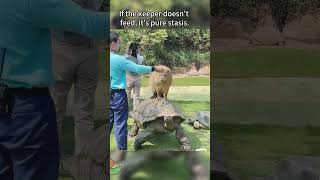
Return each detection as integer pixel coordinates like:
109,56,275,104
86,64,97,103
270,0,320,32
110,0,172,18
212,0,320,31
113,29,210,68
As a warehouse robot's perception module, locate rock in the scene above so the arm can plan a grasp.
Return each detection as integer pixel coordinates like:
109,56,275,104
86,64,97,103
173,67,188,74
284,15,320,43
188,64,199,76
249,27,285,46
248,15,285,46
198,65,210,75
242,7,286,46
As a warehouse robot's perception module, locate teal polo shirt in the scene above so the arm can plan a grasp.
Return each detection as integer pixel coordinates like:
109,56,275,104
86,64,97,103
110,52,152,89
0,0,109,88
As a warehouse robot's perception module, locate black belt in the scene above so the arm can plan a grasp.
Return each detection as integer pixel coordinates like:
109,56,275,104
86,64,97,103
7,87,50,96
0,86,49,113
110,89,125,92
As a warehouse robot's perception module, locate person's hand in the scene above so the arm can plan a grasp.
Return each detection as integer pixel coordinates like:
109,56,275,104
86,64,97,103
154,65,167,73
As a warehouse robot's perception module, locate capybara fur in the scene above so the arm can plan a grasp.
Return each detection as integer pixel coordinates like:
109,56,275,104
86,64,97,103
149,67,172,99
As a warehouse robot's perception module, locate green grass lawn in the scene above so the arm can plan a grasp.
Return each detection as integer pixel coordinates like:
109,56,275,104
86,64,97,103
110,100,210,151
215,123,320,180
214,48,320,78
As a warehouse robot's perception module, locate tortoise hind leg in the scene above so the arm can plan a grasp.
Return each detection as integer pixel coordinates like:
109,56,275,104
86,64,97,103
129,122,139,138
134,129,154,150
175,125,192,151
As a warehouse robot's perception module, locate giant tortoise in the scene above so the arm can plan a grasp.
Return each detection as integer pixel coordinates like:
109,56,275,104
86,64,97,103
129,98,192,151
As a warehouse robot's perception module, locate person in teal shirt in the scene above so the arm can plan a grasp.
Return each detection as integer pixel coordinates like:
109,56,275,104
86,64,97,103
109,32,164,154
0,1,108,179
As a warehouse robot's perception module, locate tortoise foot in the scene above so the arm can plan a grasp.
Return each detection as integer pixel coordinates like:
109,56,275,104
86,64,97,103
176,126,192,151
179,137,192,151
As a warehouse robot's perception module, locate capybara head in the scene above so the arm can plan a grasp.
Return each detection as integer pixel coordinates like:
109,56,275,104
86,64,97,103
158,66,172,81
161,66,172,76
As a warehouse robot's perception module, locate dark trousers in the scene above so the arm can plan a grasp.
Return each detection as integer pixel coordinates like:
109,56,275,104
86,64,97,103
110,89,128,150
0,90,59,180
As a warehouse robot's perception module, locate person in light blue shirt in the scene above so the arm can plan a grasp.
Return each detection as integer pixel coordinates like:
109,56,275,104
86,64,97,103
109,32,165,154
0,0,108,88
0,1,108,179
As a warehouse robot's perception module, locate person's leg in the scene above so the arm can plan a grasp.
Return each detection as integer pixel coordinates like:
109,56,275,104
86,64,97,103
50,40,74,139
132,79,141,110
126,78,134,110
126,86,132,100
0,136,13,180
110,91,115,134
110,90,129,150
3,94,59,180
0,99,14,180
73,47,99,155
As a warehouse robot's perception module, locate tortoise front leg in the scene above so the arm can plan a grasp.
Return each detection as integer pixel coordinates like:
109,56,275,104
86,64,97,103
129,122,139,138
175,125,192,151
134,129,155,150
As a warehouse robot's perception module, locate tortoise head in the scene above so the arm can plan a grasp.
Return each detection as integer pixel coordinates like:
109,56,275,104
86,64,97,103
164,116,175,130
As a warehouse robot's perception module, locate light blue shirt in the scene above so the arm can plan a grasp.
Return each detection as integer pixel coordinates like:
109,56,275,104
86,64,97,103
0,0,109,88
110,52,152,89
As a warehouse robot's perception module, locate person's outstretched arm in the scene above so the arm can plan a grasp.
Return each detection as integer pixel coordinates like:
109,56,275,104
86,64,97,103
27,0,109,39
121,58,152,74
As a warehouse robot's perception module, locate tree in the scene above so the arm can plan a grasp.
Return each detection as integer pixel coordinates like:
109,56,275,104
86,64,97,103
270,0,320,32
113,29,210,68
211,0,320,32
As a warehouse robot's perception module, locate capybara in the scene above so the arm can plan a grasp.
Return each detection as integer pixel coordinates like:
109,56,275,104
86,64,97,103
149,66,172,99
